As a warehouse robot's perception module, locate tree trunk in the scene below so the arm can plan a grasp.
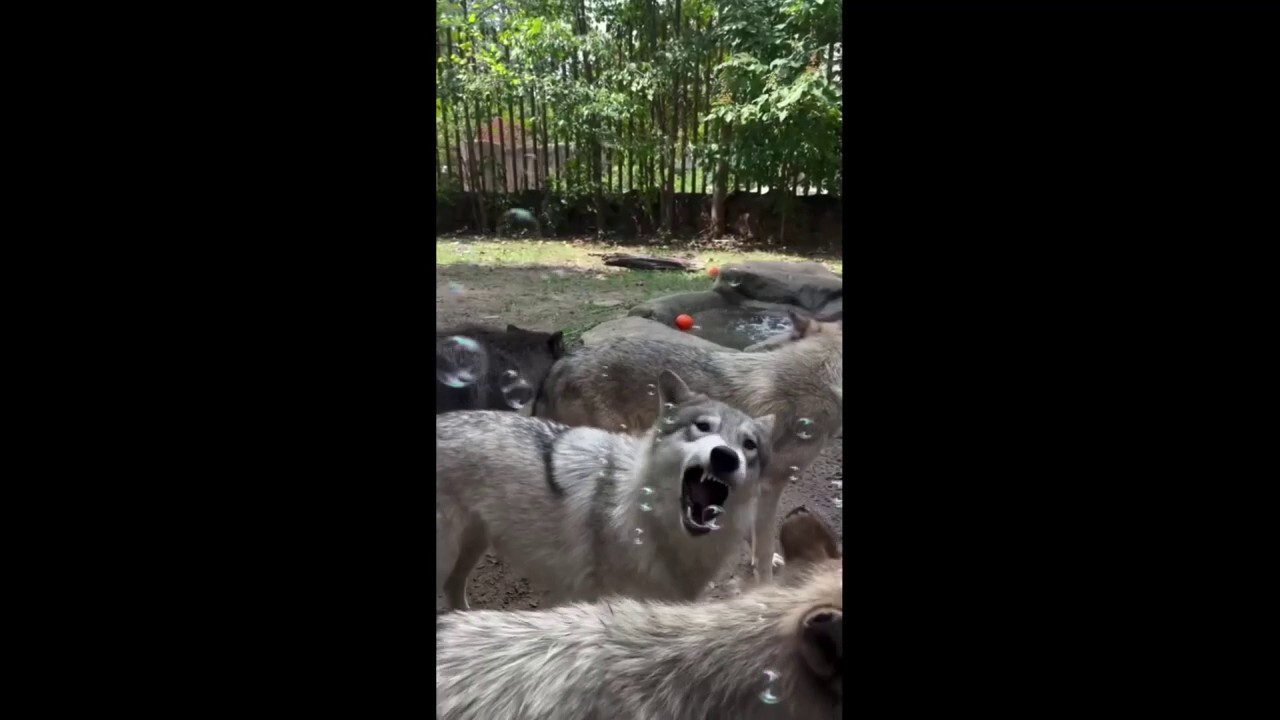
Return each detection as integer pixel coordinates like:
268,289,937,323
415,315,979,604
711,121,729,237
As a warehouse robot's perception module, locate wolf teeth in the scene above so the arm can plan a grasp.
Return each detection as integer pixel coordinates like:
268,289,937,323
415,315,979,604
699,473,727,487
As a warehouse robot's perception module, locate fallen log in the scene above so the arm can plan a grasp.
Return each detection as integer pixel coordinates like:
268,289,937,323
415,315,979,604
601,254,693,271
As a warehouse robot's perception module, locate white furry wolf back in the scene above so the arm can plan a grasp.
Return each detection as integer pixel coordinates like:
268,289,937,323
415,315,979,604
436,562,842,720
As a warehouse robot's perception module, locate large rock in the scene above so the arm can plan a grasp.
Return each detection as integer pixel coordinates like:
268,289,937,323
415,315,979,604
713,263,842,318
580,316,738,352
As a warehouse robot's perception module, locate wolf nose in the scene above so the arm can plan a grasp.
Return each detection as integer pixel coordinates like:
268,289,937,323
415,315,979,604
710,446,740,475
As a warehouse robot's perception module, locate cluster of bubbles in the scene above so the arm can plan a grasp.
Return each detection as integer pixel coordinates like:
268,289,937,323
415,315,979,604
759,669,783,704
500,370,534,410
704,505,725,530
437,335,484,388
435,336,533,411
637,481,655,509
795,417,815,440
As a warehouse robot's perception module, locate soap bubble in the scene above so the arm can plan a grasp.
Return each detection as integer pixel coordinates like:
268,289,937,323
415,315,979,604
437,336,484,388
641,487,655,495
639,502,653,512
795,417,814,440
759,669,782,704
662,402,675,411
633,528,645,545
703,505,724,530
500,370,534,410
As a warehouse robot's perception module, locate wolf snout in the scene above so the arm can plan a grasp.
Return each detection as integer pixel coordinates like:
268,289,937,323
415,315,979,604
709,445,740,476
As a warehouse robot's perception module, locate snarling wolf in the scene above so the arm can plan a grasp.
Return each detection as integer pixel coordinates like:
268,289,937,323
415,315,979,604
437,370,776,609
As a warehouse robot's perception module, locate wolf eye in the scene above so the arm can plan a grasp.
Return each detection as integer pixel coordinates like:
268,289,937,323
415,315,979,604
695,421,711,432
744,438,757,451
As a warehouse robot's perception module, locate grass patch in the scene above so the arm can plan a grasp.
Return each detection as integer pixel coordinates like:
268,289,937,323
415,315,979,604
436,237,841,348
436,238,842,275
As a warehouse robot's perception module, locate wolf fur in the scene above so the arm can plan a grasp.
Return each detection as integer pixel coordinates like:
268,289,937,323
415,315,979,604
533,311,842,583
436,324,566,414
436,507,843,720
437,370,776,609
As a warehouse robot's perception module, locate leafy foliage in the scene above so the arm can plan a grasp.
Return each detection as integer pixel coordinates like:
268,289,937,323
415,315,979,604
436,0,841,202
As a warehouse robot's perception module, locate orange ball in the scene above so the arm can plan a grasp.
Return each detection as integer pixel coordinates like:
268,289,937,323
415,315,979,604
675,314,694,331
708,266,720,277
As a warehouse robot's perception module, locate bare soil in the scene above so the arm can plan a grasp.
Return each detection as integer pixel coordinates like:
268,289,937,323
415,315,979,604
436,262,843,610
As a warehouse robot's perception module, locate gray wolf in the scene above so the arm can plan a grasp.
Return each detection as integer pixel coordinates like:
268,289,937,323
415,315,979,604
533,310,842,583
436,370,776,610
436,507,843,720
436,324,565,414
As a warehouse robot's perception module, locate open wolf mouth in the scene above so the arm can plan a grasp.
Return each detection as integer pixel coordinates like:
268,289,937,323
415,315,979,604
681,466,729,536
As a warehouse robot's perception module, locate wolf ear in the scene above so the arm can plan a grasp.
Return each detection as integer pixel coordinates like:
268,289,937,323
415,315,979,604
799,607,842,685
548,331,566,358
657,370,693,406
754,413,777,442
788,310,811,339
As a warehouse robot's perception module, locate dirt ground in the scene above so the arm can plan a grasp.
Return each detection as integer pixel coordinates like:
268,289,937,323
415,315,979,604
436,259,843,610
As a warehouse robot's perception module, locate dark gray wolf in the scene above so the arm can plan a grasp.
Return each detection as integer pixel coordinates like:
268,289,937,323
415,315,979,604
436,324,565,414
533,311,842,583
436,507,843,720
436,370,776,610
497,207,542,236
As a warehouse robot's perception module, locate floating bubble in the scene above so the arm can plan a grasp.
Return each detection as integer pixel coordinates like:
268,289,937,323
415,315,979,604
647,391,655,396
602,373,609,378
633,528,645,545
437,335,484,388
728,280,742,288
759,669,782,704
833,496,843,509
641,487,655,495
500,371,535,410
663,402,675,411
795,417,814,440
639,502,653,512
703,505,725,530
619,423,628,430
647,383,655,389
662,416,676,425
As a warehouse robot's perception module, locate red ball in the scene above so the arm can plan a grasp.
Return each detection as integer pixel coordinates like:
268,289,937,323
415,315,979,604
675,314,694,331
708,266,720,277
